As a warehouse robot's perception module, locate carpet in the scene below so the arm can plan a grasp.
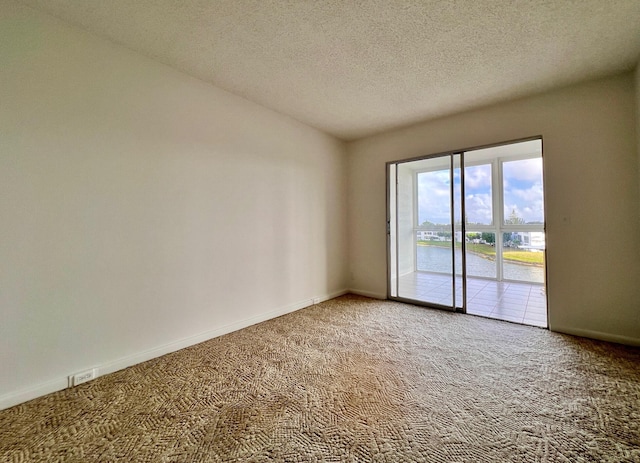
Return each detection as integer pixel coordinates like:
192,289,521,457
2,295,639,462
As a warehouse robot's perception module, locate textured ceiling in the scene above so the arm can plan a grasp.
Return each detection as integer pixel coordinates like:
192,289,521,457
18,0,640,140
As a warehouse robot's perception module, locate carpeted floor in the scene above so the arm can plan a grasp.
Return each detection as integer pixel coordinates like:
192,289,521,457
2,295,639,462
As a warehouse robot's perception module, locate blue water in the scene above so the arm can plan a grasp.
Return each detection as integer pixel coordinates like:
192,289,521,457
417,245,544,283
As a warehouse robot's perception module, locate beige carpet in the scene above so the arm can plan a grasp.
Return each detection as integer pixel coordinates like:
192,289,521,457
2,295,639,462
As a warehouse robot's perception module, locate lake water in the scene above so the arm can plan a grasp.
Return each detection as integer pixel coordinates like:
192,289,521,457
417,245,544,283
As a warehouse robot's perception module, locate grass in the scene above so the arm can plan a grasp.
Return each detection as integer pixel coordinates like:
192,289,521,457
417,240,544,266
502,251,544,265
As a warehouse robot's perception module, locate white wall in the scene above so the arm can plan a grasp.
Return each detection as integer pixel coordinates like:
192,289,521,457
0,1,348,408
397,164,415,277
348,72,640,345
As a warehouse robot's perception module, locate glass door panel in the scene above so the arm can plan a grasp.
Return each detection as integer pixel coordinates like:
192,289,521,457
392,155,456,310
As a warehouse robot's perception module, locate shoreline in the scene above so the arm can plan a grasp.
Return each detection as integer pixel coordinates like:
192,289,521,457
417,243,544,268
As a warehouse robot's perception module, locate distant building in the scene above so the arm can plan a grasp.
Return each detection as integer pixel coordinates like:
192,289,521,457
417,230,441,240
514,232,545,250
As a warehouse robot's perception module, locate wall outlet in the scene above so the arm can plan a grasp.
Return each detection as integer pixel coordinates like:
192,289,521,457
68,368,97,387
312,297,321,304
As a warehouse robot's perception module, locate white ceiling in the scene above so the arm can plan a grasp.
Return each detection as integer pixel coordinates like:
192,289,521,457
20,0,640,140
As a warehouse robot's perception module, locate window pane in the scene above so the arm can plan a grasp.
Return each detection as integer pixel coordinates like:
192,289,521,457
416,230,453,274
502,158,544,225
417,170,451,227
502,232,545,283
464,164,492,226
465,231,496,279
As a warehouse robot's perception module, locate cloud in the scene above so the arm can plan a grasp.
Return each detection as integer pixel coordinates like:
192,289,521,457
503,158,544,223
512,182,543,202
465,193,492,225
415,157,544,225
464,165,492,190
504,182,544,222
503,158,543,182
503,200,544,223
417,171,451,224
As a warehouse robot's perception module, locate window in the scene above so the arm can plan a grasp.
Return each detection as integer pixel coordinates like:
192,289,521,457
502,158,544,225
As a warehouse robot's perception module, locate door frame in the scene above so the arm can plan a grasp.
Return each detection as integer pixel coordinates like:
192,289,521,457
386,135,546,313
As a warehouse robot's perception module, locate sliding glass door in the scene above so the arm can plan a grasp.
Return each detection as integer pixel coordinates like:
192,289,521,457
388,153,465,311
387,138,547,327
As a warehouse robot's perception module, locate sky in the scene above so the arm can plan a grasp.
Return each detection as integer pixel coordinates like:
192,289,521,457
417,158,544,226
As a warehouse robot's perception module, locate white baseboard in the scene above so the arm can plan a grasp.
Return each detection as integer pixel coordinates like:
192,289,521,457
0,289,348,411
0,377,70,412
348,288,387,300
552,325,640,347
312,288,349,304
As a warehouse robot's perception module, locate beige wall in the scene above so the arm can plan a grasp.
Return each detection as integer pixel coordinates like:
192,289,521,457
0,1,348,408
348,73,640,345
637,63,640,216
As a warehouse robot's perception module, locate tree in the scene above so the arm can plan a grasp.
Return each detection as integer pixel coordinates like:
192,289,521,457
505,209,525,225
503,209,524,247
504,233,521,245
481,232,495,244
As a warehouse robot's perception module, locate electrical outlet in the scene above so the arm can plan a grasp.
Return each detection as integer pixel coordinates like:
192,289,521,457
69,368,96,387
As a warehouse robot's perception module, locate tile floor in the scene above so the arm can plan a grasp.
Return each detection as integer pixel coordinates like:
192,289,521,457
397,271,547,327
